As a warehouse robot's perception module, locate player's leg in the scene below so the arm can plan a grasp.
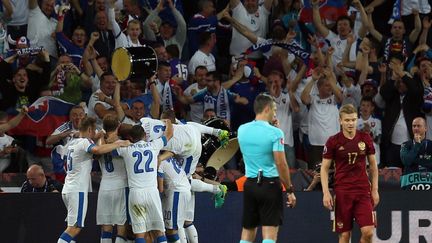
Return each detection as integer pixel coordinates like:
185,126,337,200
146,190,168,243
153,230,168,243
338,231,351,243
177,227,187,243
262,226,279,243
354,194,375,243
162,191,178,243
359,226,374,243
189,152,227,208
100,225,113,243
114,188,129,243
334,192,355,243
58,192,87,243
115,225,128,243
184,222,198,243
183,191,198,243
259,178,284,243
97,189,113,243
240,227,258,243
166,229,180,243
240,179,260,243
128,190,147,243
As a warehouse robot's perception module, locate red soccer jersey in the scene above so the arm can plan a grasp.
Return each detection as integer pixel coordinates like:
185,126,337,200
322,131,375,193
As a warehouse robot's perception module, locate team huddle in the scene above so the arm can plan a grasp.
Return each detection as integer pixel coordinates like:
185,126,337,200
57,113,229,243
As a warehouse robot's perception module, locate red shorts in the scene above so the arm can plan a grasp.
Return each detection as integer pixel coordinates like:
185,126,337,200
333,191,375,233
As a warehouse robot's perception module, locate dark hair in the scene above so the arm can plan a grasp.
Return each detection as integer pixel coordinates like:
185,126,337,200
79,117,96,132
360,96,375,106
268,70,284,80
204,108,215,113
158,61,171,69
13,67,27,77
336,15,354,29
206,71,221,83
103,114,119,132
199,31,212,47
195,65,208,74
152,42,165,50
166,44,180,59
161,109,176,123
70,105,85,114
73,25,86,33
198,0,212,12
100,72,116,83
129,125,145,143
253,93,275,114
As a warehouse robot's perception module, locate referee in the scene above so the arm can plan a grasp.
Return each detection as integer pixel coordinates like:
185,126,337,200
238,93,297,243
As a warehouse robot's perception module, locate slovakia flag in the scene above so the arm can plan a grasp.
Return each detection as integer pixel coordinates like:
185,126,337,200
299,0,347,23
7,96,74,137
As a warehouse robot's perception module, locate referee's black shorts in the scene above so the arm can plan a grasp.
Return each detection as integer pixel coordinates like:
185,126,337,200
242,177,284,228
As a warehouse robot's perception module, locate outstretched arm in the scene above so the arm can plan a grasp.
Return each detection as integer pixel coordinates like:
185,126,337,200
311,0,329,37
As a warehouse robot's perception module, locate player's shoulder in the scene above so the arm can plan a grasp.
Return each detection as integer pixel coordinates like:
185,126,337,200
327,132,343,143
356,130,373,141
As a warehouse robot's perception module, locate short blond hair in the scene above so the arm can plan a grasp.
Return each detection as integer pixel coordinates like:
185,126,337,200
339,104,357,118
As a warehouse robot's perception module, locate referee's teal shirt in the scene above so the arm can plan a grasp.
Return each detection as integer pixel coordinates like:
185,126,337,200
238,120,285,178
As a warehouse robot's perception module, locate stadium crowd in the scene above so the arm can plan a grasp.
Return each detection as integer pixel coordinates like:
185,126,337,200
1,0,432,242
0,0,431,187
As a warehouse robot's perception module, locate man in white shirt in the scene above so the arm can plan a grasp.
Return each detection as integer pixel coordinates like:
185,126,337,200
57,117,130,243
312,0,357,70
155,62,175,112
301,67,343,169
188,32,216,75
27,0,58,58
228,0,273,59
268,71,299,168
114,122,173,243
46,105,86,146
183,66,208,122
88,73,118,130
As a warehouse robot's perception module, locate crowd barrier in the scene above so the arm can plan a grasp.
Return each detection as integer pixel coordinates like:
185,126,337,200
1,191,431,243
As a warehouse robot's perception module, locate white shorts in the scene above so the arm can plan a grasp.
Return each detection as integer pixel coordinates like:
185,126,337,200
62,192,88,227
162,190,191,229
179,152,201,177
96,188,128,225
128,188,164,234
185,191,195,222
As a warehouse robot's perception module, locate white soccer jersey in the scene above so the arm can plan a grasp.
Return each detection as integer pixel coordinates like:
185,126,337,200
158,158,191,192
99,153,128,191
115,138,167,189
165,124,202,157
140,118,202,157
140,117,166,142
62,138,95,193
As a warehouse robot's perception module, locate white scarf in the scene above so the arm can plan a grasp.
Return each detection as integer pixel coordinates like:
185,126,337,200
126,35,143,47
204,88,230,121
162,81,173,111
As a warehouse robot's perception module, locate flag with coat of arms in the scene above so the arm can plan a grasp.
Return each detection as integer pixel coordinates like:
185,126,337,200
7,96,75,137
